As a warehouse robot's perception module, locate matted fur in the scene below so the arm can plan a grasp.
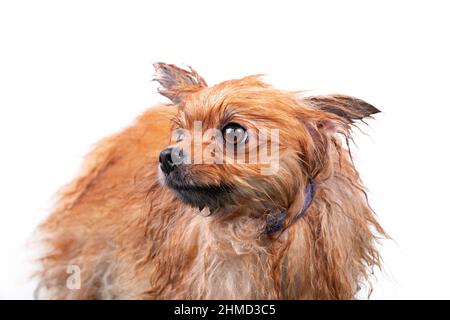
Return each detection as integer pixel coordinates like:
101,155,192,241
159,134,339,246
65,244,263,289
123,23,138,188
35,63,385,299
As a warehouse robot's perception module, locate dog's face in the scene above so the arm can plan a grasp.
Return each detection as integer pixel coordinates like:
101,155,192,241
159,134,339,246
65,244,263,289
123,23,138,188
154,63,379,215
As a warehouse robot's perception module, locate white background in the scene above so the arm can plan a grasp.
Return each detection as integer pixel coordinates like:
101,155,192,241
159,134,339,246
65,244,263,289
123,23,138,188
1,0,449,299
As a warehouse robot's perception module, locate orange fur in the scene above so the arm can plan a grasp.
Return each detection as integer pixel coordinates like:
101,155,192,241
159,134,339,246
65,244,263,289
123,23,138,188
35,63,385,299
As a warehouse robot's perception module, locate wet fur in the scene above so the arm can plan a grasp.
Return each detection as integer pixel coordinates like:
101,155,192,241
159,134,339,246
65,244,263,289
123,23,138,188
35,64,385,299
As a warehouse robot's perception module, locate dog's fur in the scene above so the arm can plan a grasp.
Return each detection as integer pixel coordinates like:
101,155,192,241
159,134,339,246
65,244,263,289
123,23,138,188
35,63,385,299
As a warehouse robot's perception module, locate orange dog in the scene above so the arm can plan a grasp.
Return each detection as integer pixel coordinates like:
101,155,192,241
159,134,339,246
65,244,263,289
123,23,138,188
36,63,385,299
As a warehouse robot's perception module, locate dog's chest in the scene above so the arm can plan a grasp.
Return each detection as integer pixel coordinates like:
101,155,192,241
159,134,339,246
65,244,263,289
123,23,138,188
179,217,277,299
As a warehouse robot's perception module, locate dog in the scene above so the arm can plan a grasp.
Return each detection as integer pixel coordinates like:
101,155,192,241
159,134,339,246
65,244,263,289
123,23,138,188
35,63,385,299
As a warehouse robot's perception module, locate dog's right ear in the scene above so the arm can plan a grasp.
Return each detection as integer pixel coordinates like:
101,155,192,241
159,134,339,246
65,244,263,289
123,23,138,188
153,63,207,105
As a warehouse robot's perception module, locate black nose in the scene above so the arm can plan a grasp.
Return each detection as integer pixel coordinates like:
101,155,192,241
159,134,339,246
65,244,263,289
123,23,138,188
159,147,180,174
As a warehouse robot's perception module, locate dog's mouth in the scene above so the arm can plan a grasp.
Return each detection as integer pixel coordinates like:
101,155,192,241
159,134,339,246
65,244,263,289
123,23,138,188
164,170,234,211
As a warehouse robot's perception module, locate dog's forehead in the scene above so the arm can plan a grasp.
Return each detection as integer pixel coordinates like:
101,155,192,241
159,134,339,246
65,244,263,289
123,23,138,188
180,82,291,129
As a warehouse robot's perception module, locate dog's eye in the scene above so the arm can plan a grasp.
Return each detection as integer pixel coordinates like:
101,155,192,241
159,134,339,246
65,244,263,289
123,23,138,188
222,123,247,145
175,129,185,142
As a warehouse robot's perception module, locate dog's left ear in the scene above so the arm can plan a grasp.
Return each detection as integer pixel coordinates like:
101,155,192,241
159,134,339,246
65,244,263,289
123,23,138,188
153,62,207,105
303,94,380,132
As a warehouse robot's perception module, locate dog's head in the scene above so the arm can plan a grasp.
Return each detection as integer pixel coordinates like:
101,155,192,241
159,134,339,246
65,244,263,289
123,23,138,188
154,63,379,216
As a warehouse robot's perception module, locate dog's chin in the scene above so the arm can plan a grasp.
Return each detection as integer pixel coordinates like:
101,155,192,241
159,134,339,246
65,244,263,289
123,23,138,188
172,185,231,212
163,174,233,212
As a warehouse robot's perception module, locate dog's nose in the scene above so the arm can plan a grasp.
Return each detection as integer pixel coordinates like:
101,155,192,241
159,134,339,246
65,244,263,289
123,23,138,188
159,147,181,174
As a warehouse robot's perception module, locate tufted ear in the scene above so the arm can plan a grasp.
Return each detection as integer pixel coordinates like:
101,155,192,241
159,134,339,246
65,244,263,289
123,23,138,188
303,94,380,132
304,94,380,122
153,62,207,104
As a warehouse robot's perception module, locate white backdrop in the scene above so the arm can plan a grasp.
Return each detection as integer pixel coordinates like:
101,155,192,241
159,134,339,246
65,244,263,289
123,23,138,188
1,0,449,299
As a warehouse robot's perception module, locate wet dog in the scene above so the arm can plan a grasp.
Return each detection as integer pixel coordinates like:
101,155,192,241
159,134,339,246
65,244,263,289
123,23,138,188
36,63,385,299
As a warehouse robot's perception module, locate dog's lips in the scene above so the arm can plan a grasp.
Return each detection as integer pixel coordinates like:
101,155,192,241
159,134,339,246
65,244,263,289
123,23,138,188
164,172,233,210
168,182,233,200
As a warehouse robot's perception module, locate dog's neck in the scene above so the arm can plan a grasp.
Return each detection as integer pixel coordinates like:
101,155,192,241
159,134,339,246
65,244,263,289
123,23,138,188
265,179,316,236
